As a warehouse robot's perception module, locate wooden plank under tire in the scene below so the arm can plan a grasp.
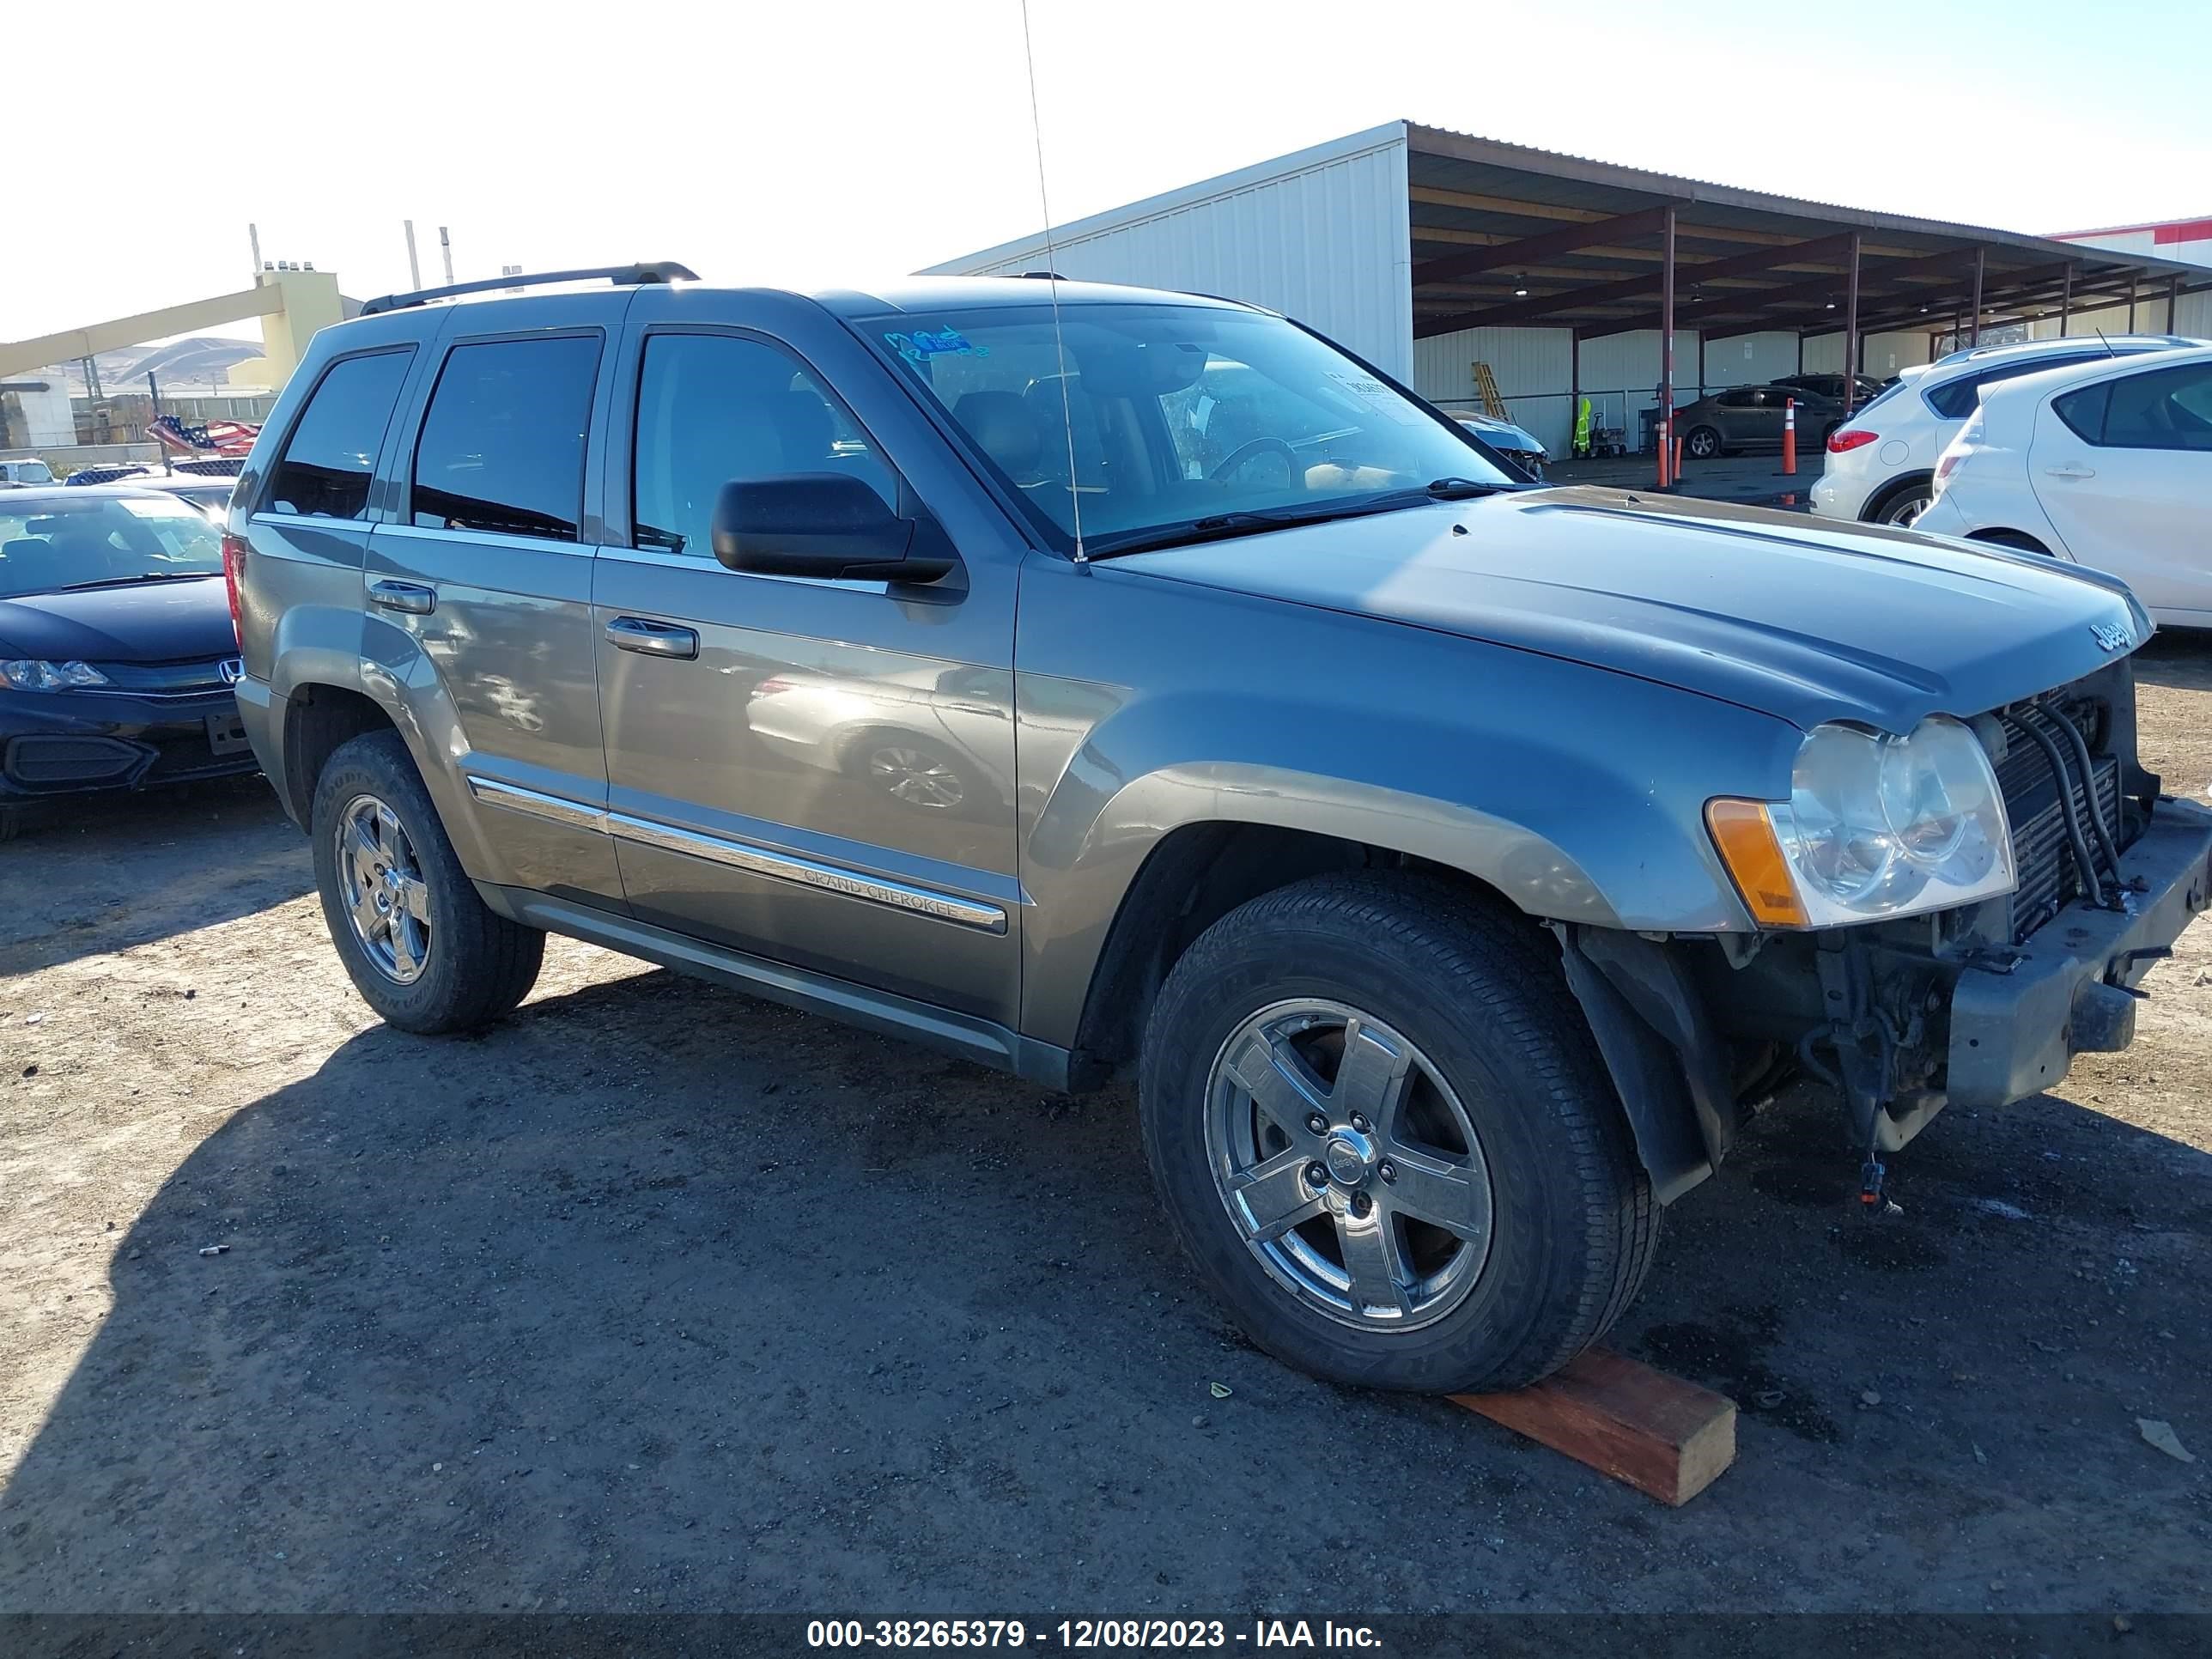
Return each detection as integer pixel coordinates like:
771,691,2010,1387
1449,1347,1737,1506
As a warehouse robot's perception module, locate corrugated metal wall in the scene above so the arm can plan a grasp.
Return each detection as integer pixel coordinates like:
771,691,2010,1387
1412,326,1572,452
1801,331,1931,378
932,128,1414,380
1413,326,1811,457
2025,291,2194,341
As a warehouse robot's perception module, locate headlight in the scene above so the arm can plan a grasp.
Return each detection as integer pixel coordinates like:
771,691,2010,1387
1707,716,2014,927
0,659,111,691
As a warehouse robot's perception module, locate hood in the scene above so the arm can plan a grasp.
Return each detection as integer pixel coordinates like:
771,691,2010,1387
0,576,235,665
1115,488,2146,732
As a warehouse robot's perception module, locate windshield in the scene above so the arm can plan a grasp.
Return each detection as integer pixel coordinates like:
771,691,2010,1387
864,302,1515,554
0,495,225,599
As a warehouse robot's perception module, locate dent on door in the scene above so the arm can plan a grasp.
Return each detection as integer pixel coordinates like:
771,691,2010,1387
368,526,625,902
593,565,1022,1019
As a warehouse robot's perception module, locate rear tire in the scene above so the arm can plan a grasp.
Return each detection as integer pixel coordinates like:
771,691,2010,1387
1138,873,1658,1394
310,730,544,1034
1865,475,1934,526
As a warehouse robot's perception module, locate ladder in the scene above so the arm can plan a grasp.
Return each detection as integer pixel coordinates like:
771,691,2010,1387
1470,362,1510,421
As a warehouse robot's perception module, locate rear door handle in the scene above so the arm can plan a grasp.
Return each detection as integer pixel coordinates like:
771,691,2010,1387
606,616,700,659
2043,464,2097,480
368,579,435,615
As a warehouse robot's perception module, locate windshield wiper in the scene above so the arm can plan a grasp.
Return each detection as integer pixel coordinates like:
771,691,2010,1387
1085,478,1520,561
55,572,220,591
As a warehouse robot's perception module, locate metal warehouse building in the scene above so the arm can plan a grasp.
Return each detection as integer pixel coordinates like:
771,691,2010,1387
926,121,2212,461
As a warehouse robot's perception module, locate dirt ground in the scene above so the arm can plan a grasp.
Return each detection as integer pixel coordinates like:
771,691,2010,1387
2,640,2208,1619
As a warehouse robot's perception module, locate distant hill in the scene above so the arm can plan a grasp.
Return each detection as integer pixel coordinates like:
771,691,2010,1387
64,337,267,394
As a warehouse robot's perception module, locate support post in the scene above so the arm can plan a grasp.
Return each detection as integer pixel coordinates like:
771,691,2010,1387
1842,234,1861,415
1569,332,1581,459
2172,276,2184,333
1795,331,1805,375
404,222,421,291
2059,264,2071,337
1658,206,1676,488
1970,248,1984,347
1697,330,1705,398
2127,277,2138,332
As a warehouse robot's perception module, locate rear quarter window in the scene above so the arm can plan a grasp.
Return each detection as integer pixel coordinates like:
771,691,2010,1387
2053,382,2109,443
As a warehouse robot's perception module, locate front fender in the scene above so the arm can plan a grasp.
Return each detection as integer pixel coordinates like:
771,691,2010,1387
1013,590,1803,1049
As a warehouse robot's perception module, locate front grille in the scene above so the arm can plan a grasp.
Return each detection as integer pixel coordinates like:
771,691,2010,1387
1993,699,2121,940
76,659,238,698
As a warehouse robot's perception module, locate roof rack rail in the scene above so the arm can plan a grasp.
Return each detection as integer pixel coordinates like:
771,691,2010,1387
359,261,699,317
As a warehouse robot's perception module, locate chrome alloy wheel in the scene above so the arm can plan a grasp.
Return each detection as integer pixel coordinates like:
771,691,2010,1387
867,744,966,809
1205,1000,1494,1331
333,793,431,984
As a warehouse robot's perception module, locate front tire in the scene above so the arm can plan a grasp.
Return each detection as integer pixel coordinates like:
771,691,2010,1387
1684,425,1723,462
310,730,544,1034
1138,874,1657,1394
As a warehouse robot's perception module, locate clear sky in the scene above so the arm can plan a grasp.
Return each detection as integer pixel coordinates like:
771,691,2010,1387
8,0,2209,343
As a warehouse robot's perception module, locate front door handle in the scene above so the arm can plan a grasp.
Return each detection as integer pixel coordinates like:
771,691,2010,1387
606,616,700,659
2043,464,2097,480
368,579,435,615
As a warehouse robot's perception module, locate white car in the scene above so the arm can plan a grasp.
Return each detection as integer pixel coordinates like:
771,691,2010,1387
1810,334,2205,526
1912,346,2212,627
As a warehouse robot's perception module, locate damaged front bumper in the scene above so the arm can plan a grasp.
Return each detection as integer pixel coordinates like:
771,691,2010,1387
1947,794,2212,1108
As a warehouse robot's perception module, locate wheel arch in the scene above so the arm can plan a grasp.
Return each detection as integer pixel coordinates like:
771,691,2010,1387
1966,526,2052,556
277,681,401,828
1861,469,1936,524
1048,764,1627,1091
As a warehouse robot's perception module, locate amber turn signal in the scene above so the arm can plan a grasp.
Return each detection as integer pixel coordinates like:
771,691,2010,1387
1705,799,1808,928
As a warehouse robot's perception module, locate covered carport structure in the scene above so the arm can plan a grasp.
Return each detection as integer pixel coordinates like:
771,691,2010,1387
929,121,2211,463
1404,125,2205,441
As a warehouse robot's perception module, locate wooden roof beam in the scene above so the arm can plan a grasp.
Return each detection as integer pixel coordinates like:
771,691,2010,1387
1410,204,1684,288
1417,233,1858,337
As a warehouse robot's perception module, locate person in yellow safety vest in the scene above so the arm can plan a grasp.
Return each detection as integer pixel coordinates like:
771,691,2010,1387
1572,398,1592,460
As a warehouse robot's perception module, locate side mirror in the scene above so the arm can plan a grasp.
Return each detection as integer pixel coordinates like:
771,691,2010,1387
710,473,957,583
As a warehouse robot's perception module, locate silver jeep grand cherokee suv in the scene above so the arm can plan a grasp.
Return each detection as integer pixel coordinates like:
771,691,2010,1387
227,264,2212,1395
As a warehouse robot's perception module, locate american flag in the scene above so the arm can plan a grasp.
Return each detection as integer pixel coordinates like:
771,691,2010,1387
149,414,262,457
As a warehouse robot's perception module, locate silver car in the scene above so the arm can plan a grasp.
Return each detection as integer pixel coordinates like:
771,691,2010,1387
230,265,2212,1395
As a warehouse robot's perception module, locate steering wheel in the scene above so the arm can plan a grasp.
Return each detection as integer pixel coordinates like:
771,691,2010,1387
1209,436,1299,484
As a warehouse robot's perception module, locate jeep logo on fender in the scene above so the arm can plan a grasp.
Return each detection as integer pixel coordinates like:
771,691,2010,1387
2091,622,2132,653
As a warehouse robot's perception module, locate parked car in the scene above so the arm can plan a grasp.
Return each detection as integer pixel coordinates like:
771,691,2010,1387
229,267,2212,1395
1675,384,1844,460
1911,347,2212,627
1812,334,2209,526
0,485,254,840
1,459,58,488
64,464,155,486
1770,373,1886,407
1450,410,1547,478
140,476,237,518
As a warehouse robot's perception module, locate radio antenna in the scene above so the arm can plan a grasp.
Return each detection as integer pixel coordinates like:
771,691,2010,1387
1018,0,1087,563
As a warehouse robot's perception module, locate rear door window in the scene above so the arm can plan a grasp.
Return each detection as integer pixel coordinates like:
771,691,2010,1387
266,349,414,520
2093,362,2212,452
1924,353,2099,420
410,335,602,540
